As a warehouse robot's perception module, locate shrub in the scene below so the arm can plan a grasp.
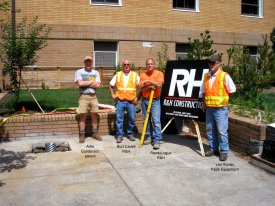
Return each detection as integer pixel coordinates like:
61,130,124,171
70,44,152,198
187,30,221,60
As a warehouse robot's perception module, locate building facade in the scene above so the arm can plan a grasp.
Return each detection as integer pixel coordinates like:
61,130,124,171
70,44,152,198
6,0,275,67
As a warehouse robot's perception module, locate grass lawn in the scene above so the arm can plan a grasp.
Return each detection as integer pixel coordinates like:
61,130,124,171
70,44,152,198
4,87,275,122
229,92,275,123
259,92,275,112
4,87,114,112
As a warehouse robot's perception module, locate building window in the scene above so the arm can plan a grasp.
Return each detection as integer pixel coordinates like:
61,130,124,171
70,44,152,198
91,0,122,6
241,0,263,18
176,43,189,60
246,46,258,62
173,0,200,12
94,42,117,67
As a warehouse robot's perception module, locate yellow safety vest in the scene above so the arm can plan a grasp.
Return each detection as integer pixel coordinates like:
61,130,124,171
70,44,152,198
204,70,229,107
116,71,137,101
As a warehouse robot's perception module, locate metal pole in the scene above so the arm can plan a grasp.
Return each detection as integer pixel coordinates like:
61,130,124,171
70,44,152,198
20,75,45,114
139,90,154,148
11,0,15,36
11,0,16,91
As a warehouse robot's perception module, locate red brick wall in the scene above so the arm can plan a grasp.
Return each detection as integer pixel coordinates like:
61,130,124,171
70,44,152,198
184,113,266,153
0,111,266,153
0,111,144,140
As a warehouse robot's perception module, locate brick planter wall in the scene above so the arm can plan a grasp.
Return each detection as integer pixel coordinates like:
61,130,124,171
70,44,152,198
0,111,266,153
184,112,266,153
0,111,143,140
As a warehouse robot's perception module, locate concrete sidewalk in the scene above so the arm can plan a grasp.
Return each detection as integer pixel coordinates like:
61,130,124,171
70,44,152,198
0,134,274,206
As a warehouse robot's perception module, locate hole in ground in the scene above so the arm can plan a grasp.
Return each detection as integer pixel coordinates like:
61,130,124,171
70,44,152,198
31,141,71,153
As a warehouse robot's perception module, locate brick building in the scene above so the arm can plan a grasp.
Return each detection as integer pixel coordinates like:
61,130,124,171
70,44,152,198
10,0,274,67
2,0,275,69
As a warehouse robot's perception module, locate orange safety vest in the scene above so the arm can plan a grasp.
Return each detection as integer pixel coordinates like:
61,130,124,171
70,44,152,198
115,71,137,101
204,70,229,107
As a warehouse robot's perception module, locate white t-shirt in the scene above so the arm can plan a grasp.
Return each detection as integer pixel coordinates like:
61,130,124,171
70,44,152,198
201,69,236,94
75,68,101,94
110,71,140,87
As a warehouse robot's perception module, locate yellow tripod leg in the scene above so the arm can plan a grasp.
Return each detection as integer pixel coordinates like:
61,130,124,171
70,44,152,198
139,90,155,148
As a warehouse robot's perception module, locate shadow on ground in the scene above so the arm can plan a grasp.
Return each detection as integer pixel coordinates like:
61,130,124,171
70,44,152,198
162,133,210,154
0,149,36,187
0,149,36,174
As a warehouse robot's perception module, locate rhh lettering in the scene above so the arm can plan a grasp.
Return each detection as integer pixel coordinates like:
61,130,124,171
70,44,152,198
168,69,208,97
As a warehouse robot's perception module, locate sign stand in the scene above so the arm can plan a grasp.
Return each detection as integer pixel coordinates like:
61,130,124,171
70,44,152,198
161,118,205,157
192,120,205,157
161,117,174,133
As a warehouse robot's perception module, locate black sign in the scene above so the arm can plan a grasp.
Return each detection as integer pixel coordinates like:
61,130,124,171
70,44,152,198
161,60,209,122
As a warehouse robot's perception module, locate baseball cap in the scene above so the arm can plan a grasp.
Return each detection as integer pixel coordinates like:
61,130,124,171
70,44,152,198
206,55,221,63
84,56,93,61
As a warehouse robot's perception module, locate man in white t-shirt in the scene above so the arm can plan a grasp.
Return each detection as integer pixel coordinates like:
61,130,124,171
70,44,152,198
75,56,102,143
109,59,140,143
202,55,236,161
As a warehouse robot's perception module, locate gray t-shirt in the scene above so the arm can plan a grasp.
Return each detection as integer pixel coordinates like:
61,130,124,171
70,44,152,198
74,68,101,94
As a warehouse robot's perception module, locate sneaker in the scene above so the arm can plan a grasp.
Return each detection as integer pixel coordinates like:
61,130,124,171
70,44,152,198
92,133,102,141
219,153,228,161
153,142,160,150
143,138,152,145
79,133,85,143
116,137,123,143
205,150,220,157
129,135,135,141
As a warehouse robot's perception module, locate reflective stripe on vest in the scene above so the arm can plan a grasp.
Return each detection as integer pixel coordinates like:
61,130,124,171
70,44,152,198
204,71,229,107
116,71,137,101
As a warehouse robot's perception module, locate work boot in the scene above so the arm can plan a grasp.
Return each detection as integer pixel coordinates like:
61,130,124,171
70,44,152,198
79,133,85,143
143,138,152,145
92,132,102,141
153,142,160,150
219,153,228,161
128,135,135,141
116,137,123,143
205,150,220,157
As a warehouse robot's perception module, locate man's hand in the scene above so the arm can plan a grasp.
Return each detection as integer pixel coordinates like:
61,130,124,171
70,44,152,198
147,85,156,91
111,94,118,100
140,80,150,87
132,97,138,104
89,81,101,89
202,104,206,113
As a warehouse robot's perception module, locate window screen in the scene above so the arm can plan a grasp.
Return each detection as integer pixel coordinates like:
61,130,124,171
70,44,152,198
94,42,117,67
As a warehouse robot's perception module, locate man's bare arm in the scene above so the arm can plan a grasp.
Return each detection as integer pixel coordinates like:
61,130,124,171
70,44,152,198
76,80,100,88
109,84,117,100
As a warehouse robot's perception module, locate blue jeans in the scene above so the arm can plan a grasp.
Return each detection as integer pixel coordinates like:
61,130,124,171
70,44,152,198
142,98,162,143
206,107,229,153
116,100,136,138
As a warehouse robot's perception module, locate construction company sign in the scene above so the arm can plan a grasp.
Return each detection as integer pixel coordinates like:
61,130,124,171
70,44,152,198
161,60,209,122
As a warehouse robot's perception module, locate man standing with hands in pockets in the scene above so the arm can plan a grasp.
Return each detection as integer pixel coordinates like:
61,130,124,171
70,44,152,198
139,58,164,149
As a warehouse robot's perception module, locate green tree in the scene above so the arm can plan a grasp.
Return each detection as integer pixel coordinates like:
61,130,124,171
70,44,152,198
223,35,275,100
187,30,220,60
0,2,51,102
257,34,275,86
157,42,169,72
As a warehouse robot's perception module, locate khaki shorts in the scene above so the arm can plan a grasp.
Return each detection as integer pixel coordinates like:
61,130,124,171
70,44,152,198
77,94,99,114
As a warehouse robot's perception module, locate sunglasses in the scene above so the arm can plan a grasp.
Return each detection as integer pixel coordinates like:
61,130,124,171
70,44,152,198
123,64,130,66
